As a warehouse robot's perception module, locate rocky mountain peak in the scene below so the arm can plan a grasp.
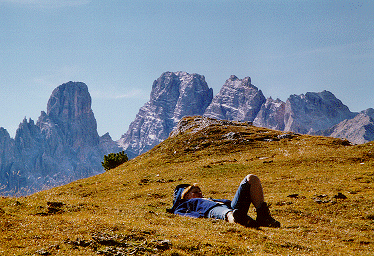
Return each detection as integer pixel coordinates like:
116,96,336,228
41,81,99,148
0,128,14,169
203,75,265,121
253,97,286,131
362,108,374,117
316,108,374,144
284,90,355,134
1,73,372,195
47,81,92,120
118,71,213,158
0,81,121,196
229,75,239,80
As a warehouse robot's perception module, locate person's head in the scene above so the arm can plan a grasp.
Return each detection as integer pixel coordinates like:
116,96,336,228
181,184,203,199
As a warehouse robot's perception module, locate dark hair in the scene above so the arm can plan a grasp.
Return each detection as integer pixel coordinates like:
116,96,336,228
181,184,200,199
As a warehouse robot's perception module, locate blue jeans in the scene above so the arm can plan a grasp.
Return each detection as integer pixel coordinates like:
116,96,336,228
208,177,252,220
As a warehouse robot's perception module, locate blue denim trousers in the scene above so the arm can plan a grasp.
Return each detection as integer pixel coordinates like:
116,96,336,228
207,177,251,220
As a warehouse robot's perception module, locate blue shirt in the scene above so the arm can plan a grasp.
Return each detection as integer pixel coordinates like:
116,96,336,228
173,198,232,218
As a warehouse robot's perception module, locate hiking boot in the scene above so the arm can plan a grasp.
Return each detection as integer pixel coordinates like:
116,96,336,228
228,209,259,228
256,202,281,228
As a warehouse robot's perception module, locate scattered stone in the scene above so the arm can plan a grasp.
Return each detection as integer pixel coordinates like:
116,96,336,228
278,134,293,140
275,201,293,206
139,179,150,185
263,160,273,164
47,201,64,214
314,199,329,204
35,249,51,255
359,240,371,245
258,156,273,163
287,194,299,198
313,194,330,204
313,193,346,204
156,179,175,183
97,246,124,255
48,244,60,251
365,213,374,220
65,238,91,247
92,233,128,247
312,192,348,204
223,132,237,140
315,194,328,198
13,200,22,206
342,238,355,243
333,192,347,199
81,231,172,255
150,239,172,251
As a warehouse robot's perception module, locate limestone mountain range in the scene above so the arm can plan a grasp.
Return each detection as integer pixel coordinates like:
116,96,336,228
120,72,372,159
0,72,373,195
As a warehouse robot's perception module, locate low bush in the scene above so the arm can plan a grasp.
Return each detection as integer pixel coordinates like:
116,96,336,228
101,151,128,171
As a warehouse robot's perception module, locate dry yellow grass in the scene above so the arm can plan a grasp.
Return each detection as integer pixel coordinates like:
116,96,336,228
1,117,373,255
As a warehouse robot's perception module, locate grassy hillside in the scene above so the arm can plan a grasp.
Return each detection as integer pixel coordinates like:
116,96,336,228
1,116,373,255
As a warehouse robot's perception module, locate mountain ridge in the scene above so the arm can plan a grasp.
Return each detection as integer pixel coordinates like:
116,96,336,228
0,72,373,196
119,72,370,158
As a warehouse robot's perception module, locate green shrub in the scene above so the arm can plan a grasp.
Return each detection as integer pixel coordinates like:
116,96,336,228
102,151,128,171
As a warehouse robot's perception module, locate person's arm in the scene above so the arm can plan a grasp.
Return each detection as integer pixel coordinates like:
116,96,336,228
173,198,214,218
174,209,203,218
212,199,232,206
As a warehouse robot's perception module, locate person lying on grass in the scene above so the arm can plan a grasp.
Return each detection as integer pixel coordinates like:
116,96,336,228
168,174,280,228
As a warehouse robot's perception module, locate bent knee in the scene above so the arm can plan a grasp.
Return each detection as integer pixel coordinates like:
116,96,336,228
246,174,260,183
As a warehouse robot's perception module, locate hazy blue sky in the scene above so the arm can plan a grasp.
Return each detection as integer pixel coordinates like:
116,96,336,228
0,0,373,139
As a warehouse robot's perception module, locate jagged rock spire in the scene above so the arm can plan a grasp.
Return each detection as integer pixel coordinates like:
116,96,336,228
118,71,213,158
0,81,121,196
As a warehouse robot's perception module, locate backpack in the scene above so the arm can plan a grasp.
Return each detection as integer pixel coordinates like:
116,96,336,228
166,183,190,213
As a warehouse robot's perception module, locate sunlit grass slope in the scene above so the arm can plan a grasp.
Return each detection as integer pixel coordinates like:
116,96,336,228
1,116,373,255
